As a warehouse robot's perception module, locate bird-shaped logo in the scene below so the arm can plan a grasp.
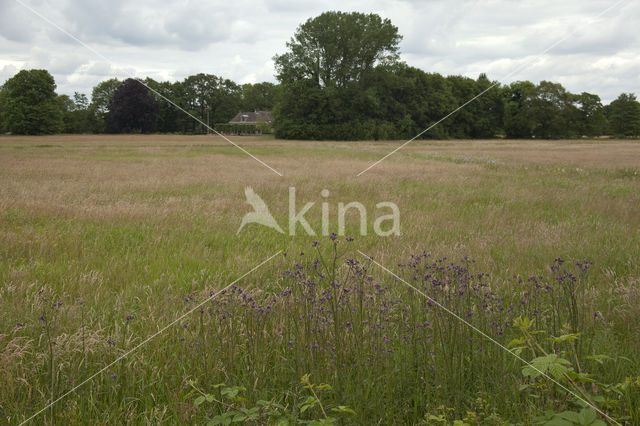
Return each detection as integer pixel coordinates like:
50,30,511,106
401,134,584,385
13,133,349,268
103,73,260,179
237,186,284,234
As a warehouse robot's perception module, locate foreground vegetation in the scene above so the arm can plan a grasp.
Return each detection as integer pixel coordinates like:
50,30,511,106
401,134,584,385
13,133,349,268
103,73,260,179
1,135,639,424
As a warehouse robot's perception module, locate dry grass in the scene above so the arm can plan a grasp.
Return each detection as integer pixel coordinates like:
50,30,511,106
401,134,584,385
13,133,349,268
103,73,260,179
1,134,639,271
1,134,639,422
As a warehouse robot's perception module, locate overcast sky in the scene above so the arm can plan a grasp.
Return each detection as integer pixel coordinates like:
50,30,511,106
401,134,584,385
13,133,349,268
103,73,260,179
1,0,637,103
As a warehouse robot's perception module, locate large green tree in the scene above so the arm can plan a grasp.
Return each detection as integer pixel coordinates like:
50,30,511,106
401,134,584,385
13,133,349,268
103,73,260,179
241,82,279,111
59,92,91,133
607,93,640,137
273,12,404,140
574,92,607,137
89,78,120,133
144,78,185,133
0,69,63,135
529,81,575,139
274,11,402,88
181,73,241,133
503,81,537,138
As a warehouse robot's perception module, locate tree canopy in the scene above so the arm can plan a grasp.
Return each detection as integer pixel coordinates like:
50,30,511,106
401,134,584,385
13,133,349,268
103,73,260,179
274,11,402,88
0,69,63,135
607,93,640,137
109,78,160,133
0,12,638,140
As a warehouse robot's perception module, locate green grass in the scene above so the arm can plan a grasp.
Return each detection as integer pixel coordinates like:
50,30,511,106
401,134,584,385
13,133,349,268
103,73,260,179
0,134,639,424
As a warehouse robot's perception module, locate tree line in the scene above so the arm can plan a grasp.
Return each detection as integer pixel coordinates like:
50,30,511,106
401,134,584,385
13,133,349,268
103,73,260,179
1,11,639,139
0,70,278,135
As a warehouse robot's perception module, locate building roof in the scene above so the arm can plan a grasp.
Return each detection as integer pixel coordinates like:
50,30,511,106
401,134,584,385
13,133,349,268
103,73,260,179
229,110,273,124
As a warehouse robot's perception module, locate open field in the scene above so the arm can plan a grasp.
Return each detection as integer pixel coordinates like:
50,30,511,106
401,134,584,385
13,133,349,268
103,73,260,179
1,134,640,424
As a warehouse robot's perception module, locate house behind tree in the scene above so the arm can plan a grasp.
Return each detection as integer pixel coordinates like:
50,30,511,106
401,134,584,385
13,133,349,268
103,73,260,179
229,110,273,125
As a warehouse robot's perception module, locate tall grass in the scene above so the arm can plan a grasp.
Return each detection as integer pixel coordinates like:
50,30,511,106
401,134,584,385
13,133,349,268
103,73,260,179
2,236,638,423
1,135,639,423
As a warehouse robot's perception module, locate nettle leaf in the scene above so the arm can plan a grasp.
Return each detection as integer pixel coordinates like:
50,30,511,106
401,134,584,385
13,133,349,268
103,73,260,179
194,395,206,406
522,354,573,380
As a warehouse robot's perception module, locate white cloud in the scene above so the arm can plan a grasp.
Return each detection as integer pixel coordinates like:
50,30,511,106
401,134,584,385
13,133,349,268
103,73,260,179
0,0,637,104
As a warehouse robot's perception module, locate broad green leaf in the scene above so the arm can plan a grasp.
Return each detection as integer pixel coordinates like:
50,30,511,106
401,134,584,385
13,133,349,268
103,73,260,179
331,405,356,415
522,354,573,380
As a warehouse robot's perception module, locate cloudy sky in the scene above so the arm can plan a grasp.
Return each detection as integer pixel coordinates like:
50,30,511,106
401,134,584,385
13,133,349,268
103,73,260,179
1,0,637,103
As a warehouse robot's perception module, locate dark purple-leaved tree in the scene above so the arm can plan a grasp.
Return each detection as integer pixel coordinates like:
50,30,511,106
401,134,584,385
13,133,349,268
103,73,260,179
109,78,159,133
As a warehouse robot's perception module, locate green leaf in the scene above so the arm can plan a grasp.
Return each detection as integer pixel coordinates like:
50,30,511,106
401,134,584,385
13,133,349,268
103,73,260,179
194,396,206,406
578,408,597,424
522,354,573,380
331,405,356,415
507,337,526,348
300,396,318,413
221,386,246,400
208,413,233,426
231,412,247,422
555,410,581,422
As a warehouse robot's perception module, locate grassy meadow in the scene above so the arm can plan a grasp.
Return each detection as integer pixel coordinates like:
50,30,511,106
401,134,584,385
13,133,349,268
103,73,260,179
1,134,639,424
